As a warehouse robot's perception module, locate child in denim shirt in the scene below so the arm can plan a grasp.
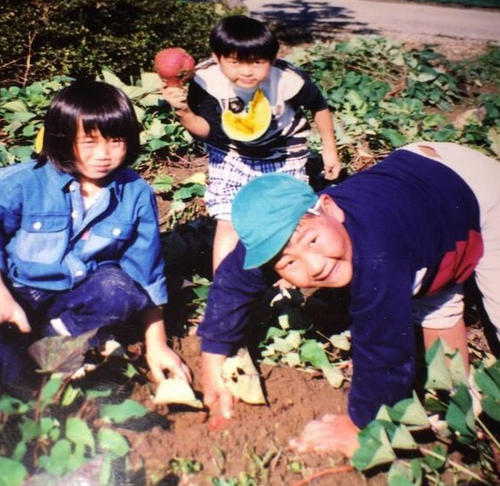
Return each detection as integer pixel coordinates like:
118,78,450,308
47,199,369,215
0,80,190,385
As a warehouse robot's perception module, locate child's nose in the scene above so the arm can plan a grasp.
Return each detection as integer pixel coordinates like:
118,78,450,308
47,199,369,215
240,64,252,75
94,142,111,158
304,253,324,278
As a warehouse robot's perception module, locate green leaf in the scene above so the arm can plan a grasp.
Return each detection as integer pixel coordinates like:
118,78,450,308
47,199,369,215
481,395,500,421
85,388,112,400
123,363,139,379
11,442,28,463
39,439,72,476
448,351,468,386
423,443,447,470
328,331,351,351
388,460,421,486
375,405,393,422
18,417,39,443
40,416,59,437
172,184,205,200
1,100,28,112
425,339,453,390
100,399,148,423
379,128,407,147
100,67,125,89
474,360,500,400
61,384,82,406
322,365,345,388
66,417,95,453
487,126,500,156
152,174,174,192
0,456,27,486
273,330,302,353
98,429,130,458
445,384,475,444
40,376,63,407
390,424,418,450
66,442,86,473
299,339,330,369
389,393,429,427
0,395,30,415
352,421,396,471
140,72,163,92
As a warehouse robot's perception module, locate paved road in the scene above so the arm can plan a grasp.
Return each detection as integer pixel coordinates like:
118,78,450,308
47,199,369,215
243,0,500,43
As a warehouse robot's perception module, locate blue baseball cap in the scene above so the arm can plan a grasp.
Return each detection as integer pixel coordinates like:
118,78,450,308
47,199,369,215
231,173,319,269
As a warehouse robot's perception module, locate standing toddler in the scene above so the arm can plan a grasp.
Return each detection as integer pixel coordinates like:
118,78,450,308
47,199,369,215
162,15,340,270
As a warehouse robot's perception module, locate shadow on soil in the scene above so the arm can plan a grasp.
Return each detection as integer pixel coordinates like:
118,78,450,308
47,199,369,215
254,0,379,44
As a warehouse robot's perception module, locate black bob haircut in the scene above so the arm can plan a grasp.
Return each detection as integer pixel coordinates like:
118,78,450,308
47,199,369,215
209,15,279,62
39,80,141,173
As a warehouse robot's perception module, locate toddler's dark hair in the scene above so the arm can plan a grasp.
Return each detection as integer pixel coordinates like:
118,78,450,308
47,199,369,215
39,80,141,172
210,15,279,62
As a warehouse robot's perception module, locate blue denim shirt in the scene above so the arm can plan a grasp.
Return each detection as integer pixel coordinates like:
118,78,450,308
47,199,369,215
0,160,167,305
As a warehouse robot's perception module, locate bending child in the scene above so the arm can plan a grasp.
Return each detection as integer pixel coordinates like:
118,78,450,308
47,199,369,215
197,142,500,457
0,80,190,386
162,15,340,270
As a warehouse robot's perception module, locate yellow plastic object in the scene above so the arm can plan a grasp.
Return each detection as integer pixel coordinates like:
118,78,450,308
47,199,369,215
34,127,44,153
221,88,271,142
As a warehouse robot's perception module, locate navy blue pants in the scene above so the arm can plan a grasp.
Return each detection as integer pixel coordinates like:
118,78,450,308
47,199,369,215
0,265,153,384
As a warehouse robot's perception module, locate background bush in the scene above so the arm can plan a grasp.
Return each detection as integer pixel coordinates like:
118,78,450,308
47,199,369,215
0,0,235,88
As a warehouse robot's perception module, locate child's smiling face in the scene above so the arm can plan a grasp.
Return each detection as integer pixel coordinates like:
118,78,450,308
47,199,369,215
73,120,126,186
217,54,272,89
273,195,353,289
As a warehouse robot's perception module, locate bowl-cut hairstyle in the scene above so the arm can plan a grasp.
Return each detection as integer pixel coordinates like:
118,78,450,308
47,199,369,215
39,80,141,173
210,15,279,62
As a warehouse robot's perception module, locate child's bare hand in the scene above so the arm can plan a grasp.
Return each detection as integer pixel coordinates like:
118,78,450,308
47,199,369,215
0,293,31,333
146,343,191,384
322,149,341,180
289,413,359,457
161,86,189,111
201,351,235,419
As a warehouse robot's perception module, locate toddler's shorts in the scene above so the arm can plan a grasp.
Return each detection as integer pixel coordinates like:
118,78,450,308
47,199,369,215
205,145,309,220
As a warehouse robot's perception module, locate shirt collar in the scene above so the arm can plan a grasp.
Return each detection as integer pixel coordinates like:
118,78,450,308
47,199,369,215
44,162,125,199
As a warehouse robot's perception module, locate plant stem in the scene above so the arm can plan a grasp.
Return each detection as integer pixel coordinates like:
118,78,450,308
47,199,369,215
34,374,48,423
476,416,500,451
420,446,489,484
290,465,354,486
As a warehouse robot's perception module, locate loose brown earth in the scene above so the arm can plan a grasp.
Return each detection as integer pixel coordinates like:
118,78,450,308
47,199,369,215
124,336,371,486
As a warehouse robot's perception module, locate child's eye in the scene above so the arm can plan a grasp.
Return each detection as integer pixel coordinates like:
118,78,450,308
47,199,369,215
308,238,317,247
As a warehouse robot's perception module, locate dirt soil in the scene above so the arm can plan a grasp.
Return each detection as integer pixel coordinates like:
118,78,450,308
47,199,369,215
122,335,377,486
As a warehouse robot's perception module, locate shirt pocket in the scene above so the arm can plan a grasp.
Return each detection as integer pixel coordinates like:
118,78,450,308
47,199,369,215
17,214,69,264
84,221,136,257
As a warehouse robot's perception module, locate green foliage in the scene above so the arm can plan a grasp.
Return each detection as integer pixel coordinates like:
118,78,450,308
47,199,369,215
352,340,499,485
0,68,197,170
287,36,499,165
0,0,233,88
0,336,150,484
152,171,207,229
454,46,500,87
258,289,350,388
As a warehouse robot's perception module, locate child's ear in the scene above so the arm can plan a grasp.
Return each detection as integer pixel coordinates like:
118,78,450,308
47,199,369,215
318,194,345,223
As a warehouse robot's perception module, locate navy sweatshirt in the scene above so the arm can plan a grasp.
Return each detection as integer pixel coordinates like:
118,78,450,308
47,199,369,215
197,149,483,427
